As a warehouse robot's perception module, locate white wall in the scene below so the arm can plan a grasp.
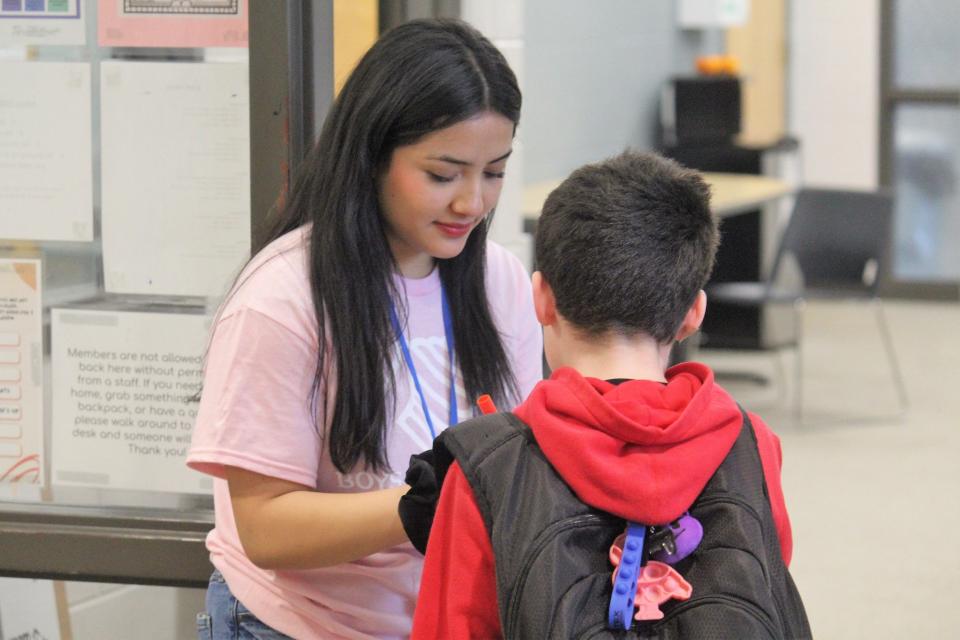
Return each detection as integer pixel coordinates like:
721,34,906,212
66,582,204,640
523,0,714,184
461,0,532,268
789,0,881,189
463,1,715,268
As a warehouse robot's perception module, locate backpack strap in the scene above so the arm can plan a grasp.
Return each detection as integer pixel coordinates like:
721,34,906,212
435,412,530,530
398,412,526,554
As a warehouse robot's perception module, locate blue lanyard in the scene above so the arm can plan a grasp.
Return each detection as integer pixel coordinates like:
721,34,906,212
389,285,458,439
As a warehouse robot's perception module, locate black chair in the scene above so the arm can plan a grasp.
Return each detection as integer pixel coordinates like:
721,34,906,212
704,188,909,417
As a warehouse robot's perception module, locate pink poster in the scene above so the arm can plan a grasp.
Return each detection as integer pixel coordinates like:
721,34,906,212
98,0,247,48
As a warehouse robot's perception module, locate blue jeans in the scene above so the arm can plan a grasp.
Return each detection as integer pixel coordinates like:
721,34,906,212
197,570,293,640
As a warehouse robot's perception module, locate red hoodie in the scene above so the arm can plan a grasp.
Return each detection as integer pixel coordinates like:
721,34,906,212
411,362,793,640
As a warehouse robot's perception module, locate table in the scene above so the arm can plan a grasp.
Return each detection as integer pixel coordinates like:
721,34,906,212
522,172,792,222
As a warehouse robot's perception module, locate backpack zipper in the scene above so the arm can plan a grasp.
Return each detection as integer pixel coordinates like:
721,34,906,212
646,593,780,638
505,513,613,639
578,593,778,640
694,492,763,524
694,491,781,596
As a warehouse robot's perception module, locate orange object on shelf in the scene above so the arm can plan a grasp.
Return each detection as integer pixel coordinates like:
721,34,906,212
695,54,740,76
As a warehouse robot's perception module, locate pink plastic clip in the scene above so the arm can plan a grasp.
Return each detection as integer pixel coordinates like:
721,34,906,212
610,534,693,621
633,561,692,620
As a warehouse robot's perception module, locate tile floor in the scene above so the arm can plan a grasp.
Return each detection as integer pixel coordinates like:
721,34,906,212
698,299,960,639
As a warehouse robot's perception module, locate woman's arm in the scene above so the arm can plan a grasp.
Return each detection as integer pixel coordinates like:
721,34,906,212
226,465,410,570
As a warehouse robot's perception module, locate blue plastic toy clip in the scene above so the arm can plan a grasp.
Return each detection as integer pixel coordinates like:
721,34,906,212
607,521,646,630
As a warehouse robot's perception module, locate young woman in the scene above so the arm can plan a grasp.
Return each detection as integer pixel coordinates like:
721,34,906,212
187,18,543,640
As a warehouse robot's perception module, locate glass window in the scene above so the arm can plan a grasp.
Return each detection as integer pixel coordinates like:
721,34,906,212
893,0,960,89
1,0,249,509
1,0,255,634
892,103,960,281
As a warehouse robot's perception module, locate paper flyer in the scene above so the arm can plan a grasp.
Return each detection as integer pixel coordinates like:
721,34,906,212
98,0,247,48
51,308,212,494
0,61,94,242
0,0,85,46
0,577,62,640
100,60,250,297
0,259,43,487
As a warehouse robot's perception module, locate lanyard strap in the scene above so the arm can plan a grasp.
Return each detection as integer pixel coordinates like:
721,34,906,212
389,286,458,439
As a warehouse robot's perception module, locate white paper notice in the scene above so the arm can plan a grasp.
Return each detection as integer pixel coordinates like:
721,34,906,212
0,259,42,486
100,60,250,297
0,0,85,46
0,577,61,640
51,309,211,494
0,62,94,241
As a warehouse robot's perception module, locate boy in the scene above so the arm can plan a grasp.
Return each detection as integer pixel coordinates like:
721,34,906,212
408,151,810,638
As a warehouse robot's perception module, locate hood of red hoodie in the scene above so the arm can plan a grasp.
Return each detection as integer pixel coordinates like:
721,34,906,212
512,362,742,525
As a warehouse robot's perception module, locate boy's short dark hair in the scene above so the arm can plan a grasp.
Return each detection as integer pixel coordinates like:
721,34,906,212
535,150,718,343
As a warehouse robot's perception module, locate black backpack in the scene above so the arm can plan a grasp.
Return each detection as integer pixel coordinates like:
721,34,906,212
433,410,812,639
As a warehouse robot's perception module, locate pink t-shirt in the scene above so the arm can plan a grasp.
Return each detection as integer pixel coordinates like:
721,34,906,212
187,225,543,639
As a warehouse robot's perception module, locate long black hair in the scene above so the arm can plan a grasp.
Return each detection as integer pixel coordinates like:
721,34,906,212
256,19,521,473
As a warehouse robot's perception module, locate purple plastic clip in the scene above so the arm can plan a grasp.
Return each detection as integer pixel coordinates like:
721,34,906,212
648,512,703,565
607,521,645,630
